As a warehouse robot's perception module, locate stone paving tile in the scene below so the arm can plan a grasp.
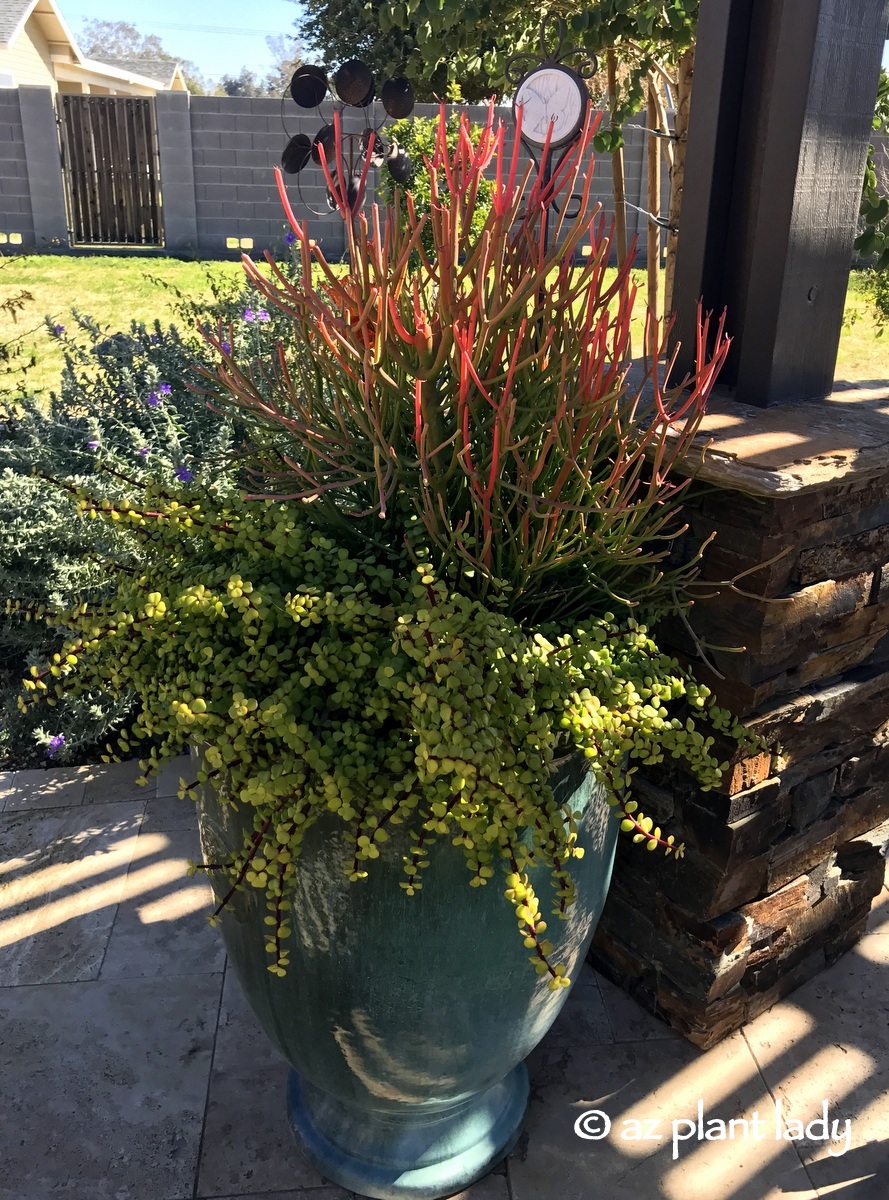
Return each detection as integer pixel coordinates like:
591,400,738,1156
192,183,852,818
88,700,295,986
141,791,202,833
196,1188,507,1200
743,934,889,1200
99,827,225,980
596,971,683,1042
1,764,89,809
202,1191,356,1200
543,960,614,1046
0,972,223,1200
155,753,197,799
0,770,19,810
197,968,328,1197
83,757,155,804
508,1029,818,1200
0,801,145,986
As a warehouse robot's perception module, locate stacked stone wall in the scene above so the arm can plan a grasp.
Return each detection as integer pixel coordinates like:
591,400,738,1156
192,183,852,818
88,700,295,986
590,435,889,1048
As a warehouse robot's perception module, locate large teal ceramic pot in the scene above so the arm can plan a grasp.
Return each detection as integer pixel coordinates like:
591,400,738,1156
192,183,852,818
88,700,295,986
196,753,618,1200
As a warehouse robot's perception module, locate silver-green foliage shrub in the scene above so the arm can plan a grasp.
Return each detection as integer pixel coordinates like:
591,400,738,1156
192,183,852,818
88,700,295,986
0,313,241,767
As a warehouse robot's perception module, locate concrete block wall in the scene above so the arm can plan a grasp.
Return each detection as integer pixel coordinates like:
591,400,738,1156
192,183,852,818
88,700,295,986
182,97,658,261
1,86,665,260
0,89,35,246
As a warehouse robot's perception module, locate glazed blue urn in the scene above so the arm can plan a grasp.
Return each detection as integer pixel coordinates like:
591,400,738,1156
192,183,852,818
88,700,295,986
196,752,618,1199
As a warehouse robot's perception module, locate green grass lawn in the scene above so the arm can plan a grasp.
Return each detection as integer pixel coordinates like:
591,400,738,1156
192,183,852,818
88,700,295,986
1,253,886,398
0,255,251,397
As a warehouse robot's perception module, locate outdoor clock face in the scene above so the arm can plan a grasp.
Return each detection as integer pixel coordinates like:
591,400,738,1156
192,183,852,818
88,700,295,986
513,65,589,149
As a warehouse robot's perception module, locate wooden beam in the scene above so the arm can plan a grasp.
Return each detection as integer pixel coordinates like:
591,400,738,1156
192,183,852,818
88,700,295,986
671,0,889,407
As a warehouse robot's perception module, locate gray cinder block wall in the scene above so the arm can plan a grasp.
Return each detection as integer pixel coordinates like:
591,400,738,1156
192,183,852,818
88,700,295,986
1,85,662,260
0,89,36,246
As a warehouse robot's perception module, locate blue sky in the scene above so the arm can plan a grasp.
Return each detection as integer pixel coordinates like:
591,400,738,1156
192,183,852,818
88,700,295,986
63,0,302,87
58,3,889,89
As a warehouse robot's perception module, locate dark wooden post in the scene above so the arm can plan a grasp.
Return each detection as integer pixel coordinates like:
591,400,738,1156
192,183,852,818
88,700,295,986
671,0,889,406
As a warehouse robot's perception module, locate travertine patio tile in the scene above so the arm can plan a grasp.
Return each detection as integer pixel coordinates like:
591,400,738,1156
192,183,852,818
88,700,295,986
2,764,89,809
543,960,614,1046
82,757,155,804
0,771,18,810
864,884,889,934
99,827,225,980
197,968,327,1196
509,1029,818,1200
154,753,196,798
208,1182,510,1200
596,971,683,1042
743,934,889,1199
141,791,202,833
0,972,222,1200
205,1191,356,1200
0,801,145,985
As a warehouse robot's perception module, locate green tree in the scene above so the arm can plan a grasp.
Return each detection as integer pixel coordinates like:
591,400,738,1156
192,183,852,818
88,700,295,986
290,0,492,101
220,34,302,99
857,67,889,272
78,18,208,94
377,0,698,110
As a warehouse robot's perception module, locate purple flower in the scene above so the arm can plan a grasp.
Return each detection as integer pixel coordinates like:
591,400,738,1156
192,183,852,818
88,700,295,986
257,309,270,322
150,333,160,344
243,308,255,323
53,324,65,335
220,341,232,355
146,391,161,408
158,382,172,395
285,231,297,245
174,466,194,483
86,440,100,450
137,446,150,458
46,734,65,758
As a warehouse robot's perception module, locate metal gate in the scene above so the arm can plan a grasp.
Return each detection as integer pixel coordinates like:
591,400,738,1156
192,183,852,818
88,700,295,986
57,94,163,247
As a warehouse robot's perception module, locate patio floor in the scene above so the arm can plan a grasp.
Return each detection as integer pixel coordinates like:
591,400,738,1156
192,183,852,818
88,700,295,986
0,758,886,1200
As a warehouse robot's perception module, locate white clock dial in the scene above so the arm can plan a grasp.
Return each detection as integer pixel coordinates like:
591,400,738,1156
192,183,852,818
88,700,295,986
513,66,587,148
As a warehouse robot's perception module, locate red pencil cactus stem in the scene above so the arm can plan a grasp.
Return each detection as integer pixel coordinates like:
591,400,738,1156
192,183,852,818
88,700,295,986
195,102,732,623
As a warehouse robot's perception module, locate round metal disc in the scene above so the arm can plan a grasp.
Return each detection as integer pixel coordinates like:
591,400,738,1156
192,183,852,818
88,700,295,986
381,76,414,119
281,133,312,174
361,127,387,166
311,123,337,165
334,58,374,107
387,147,412,184
290,65,328,108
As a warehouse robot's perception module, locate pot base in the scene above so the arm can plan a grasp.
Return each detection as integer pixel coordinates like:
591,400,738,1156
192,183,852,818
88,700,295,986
286,1064,529,1200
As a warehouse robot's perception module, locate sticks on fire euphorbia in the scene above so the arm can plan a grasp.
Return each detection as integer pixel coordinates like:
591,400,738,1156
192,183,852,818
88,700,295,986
195,103,730,624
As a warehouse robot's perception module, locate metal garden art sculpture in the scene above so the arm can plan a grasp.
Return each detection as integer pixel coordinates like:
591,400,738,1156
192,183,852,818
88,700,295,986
281,58,415,215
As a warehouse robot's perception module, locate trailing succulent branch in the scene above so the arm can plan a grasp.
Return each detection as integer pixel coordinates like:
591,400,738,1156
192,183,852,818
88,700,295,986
23,490,758,989
19,106,757,990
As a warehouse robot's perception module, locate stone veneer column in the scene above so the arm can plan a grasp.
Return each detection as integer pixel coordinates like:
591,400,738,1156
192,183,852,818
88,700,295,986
154,91,198,254
589,387,889,1048
17,86,68,248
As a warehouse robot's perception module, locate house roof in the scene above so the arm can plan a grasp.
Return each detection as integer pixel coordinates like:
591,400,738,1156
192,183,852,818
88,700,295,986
0,0,34,45
1,0,188,91
88,56,184,89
